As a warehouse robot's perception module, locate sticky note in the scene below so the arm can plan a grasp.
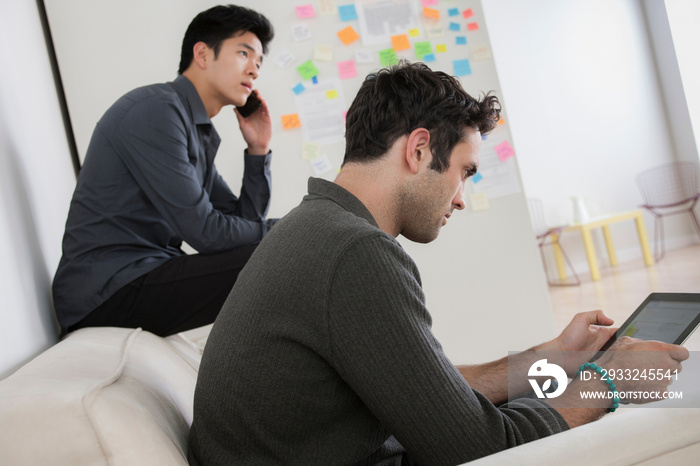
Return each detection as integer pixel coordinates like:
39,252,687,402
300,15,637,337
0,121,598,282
436,44,447,53
274,49,295,68
312,76,319,84
467,22,480,31
495,140,515,162
414,41,433,59
448,7,459,16
379,48,398,67
409,28,421,37
337,25,360,45
463,8,474,19
391,34,411,51
423,7,440,19
497,116,506,126
302,141,322,160
318,0,336,15
338,4,358,21
355,48,375,64
292,83,306,95
453,58,472,76
342,110,348,121
426,22,445,38
449,22,460,32
296,5,316,18
471,44,492,61
297,60,320,80
291,23,312,41
281,114,301,129
310,154,333,175
469,192,490,212
326,89,339,99
421,0,438,6
423,53,436,63
456,36,467,45
337,59,358,79
472,172,483,184
314,44,333,62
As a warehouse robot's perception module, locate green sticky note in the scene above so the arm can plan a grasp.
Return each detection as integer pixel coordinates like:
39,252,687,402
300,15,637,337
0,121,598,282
297,60,320,80
379,48,398,67
415,41,433,59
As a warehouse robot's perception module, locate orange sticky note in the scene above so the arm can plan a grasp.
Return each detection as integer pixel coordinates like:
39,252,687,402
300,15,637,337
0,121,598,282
391,34,411,51
423,7,440,19
281,113,301,129
337,25,360,45
467,22,480,31
462,8,474,19
497,116,506,126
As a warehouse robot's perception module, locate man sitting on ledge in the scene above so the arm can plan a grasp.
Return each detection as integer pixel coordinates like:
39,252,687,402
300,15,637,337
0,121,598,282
188,61,688,465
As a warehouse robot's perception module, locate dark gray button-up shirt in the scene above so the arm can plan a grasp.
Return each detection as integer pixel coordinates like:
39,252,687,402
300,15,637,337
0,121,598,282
53,75,273,330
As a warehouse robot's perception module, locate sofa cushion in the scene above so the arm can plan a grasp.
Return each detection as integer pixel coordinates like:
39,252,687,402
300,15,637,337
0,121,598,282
0,325,210,465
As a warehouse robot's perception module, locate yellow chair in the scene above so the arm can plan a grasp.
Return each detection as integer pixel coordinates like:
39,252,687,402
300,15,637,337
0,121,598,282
636,161,700,261
527,199,580,286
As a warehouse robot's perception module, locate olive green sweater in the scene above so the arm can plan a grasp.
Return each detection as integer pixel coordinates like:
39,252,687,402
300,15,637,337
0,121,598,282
188,177,568,466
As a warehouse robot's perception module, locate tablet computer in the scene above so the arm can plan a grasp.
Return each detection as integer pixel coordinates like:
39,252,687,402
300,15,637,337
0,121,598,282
596,292,700,355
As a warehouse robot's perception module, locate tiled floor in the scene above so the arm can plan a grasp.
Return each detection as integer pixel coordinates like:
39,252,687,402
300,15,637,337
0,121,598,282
548,242,700,350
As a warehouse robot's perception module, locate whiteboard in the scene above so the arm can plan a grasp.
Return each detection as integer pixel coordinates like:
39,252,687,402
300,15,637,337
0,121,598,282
44,0,555,364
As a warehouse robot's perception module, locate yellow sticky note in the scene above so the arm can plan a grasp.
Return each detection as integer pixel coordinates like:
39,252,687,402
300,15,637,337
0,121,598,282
391,34,411,52
436,44,447,53
337,25,360,45
408,28,420,37
326,89,339,99
281,114,301,130
302,141,322,160
423,7,440,19
314,44,333,62
469,192,490,212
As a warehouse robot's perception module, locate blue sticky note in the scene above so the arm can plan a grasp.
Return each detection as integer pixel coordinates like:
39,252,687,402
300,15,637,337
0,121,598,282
456,36,467,45
292,83,305,95
423,53,436,63
453,58,472,76
472,172,483,184
312,76,319,84
448,7,459,16
338,4,358,21
481,134,488,140
449,22,460,32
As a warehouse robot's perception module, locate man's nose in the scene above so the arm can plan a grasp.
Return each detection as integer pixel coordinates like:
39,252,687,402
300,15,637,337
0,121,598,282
453,183,466,210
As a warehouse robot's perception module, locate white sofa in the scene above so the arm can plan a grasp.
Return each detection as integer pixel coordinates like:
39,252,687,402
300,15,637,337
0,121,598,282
1,322,700,465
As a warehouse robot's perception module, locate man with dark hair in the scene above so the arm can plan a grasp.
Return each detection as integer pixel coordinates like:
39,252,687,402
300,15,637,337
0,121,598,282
188,61,686,465
53,5,276,337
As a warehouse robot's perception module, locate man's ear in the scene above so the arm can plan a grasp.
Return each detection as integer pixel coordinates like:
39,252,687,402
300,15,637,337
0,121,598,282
191,42,211,70
405,128,431,174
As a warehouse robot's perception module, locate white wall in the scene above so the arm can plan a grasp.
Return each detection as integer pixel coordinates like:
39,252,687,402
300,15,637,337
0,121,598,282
0,0,76,378
482,0,700,274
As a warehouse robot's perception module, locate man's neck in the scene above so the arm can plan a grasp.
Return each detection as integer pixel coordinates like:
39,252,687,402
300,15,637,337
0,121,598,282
181,70,222,118
334,162,402,238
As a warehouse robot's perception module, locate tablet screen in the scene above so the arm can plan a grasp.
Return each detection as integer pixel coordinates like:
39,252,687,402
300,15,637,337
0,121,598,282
597,293,700,353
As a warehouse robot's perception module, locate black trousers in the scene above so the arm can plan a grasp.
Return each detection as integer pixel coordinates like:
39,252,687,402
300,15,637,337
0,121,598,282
66,244,258,337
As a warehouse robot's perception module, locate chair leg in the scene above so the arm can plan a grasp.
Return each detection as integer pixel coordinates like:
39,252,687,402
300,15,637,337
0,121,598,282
539,243,580,286
690,210,700,239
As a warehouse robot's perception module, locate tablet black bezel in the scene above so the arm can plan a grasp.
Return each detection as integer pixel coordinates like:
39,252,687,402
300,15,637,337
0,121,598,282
597,292,700,353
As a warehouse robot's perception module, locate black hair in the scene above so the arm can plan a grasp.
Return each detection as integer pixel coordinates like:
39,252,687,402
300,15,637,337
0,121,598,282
178,4,274,74
343,61,501,172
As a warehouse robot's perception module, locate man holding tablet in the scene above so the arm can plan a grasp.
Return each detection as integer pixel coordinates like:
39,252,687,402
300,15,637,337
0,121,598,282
189,62,690,465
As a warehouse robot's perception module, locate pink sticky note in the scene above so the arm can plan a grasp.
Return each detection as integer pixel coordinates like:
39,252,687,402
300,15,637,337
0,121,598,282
467,22,480,31
495,140,515,162
421,0,438,6
462,8,474,19
342,110,348,122
337,59,358,79
296,4,316,19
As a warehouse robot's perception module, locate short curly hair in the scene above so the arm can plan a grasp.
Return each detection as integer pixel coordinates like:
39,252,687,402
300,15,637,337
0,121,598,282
343,61,501,172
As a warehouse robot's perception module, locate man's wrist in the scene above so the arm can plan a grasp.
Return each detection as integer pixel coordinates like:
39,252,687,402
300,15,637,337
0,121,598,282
247,145,270,156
